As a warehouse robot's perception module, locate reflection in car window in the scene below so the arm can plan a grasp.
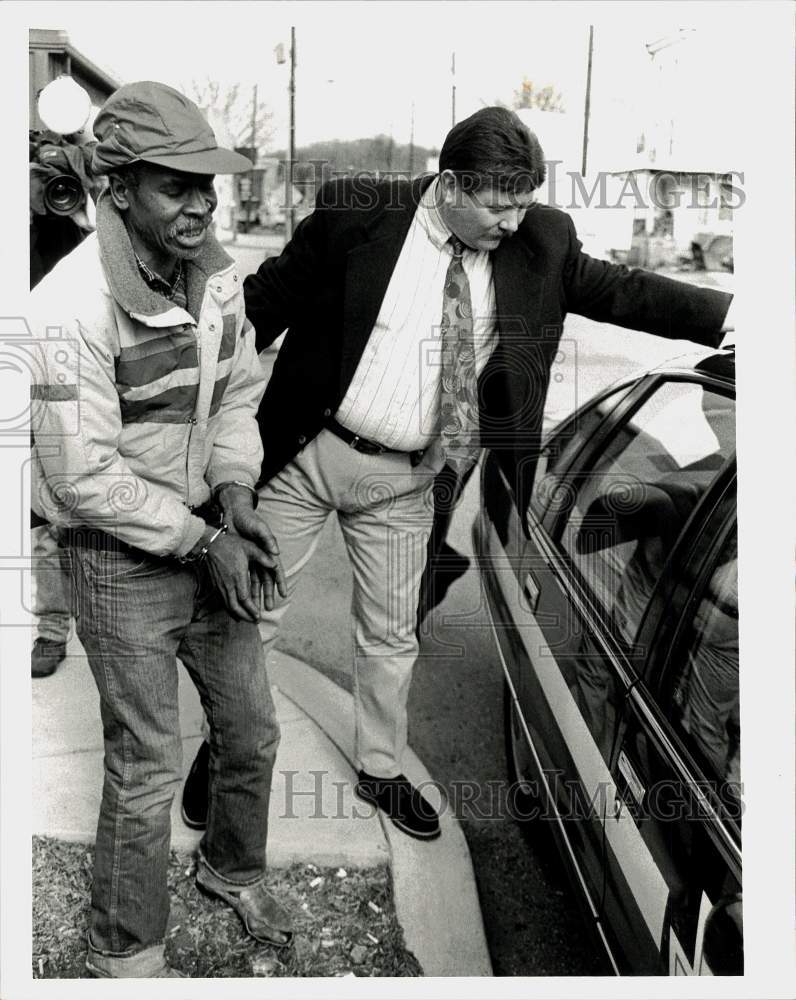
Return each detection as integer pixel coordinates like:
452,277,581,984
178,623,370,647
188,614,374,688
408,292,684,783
560,381,735,647
531,386,631,522
671,528,740,787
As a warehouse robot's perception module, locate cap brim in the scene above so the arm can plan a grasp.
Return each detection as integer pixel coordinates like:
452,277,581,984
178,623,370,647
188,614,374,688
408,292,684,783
139,147,253,175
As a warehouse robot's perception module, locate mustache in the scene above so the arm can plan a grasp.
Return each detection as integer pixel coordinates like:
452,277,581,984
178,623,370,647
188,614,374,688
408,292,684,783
169,216,212,237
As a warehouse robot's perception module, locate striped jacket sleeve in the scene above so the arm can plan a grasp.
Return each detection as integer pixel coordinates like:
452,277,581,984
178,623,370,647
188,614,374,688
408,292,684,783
31,307,207,558
205,306,267,492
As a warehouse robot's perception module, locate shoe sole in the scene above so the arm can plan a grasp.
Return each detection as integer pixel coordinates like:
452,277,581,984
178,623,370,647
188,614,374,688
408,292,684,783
196,878,294,948
354,785,441,841
31,667,58,678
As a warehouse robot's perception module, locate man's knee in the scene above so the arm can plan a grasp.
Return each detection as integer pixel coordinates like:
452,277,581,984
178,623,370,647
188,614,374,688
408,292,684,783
104,734,183,812
214,700,281,762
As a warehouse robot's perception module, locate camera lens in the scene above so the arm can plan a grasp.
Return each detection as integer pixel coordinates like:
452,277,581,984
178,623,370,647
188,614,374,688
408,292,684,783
43,174,84,216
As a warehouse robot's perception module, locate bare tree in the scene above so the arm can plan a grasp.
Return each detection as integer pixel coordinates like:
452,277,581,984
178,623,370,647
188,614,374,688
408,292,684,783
512,77,566,113
185,78,275,156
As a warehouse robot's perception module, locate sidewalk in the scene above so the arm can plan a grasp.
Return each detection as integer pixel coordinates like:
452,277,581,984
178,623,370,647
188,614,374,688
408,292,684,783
31,634,492,977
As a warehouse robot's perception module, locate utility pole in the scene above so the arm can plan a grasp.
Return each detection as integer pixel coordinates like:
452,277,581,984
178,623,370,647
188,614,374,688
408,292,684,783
408,100,415,176
581,25,594,177
245,82,257,233
451,51,456,127
285,26,296,241
386,122,394,173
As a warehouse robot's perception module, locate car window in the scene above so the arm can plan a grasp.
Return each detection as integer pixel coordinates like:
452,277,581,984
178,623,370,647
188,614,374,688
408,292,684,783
530,385,632,522
669,527,740,790
558,380,735,648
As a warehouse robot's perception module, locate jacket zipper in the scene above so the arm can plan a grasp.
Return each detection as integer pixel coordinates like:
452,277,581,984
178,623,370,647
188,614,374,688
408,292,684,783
185,331,201,503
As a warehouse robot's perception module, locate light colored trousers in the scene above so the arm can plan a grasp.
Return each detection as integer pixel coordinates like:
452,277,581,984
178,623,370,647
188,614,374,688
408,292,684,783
32,522,73,644
257,429,443,777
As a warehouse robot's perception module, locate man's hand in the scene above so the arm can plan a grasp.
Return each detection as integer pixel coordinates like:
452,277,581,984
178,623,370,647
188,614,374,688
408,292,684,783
216,483,287,612
204,531,283,622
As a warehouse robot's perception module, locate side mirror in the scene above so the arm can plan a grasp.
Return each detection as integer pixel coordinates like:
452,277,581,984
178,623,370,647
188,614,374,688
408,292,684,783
702,894,743,975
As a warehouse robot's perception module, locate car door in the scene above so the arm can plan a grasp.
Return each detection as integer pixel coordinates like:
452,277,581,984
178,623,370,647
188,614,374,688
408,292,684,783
606,478,742,975
514,373,737,962
481,380,636,945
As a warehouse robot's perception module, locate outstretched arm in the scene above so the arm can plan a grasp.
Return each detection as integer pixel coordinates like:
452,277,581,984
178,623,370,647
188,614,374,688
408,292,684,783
562,216,732,347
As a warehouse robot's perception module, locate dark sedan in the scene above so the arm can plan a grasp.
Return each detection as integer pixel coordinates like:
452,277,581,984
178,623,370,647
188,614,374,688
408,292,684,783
474,348,741,975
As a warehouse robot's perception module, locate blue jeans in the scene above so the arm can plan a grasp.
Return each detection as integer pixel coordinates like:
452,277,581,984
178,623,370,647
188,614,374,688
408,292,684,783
69,543,279,971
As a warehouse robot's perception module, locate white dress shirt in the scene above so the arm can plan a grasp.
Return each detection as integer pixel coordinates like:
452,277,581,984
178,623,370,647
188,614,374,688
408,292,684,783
334,178,498,451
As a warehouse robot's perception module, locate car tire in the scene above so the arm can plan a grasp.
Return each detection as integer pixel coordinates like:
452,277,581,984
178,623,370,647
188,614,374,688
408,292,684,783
503,679,543,823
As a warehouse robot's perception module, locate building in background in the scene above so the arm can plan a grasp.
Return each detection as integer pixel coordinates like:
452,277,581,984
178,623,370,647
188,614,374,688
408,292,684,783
29,28,118,128
611,29,738,270
523,25,740,270
610,161,735,270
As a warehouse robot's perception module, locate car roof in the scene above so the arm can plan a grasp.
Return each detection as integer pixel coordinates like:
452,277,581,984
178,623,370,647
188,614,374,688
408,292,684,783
647,347,735,388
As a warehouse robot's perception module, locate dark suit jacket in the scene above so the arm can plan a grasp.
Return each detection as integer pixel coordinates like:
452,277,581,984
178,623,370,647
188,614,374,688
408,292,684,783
244,175,731,521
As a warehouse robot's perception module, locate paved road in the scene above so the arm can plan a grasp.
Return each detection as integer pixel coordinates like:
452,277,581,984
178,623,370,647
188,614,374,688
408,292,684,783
226,236,732,975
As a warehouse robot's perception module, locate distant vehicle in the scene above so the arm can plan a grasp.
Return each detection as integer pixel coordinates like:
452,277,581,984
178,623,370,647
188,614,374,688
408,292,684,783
258,205,286,230
474,349,741,975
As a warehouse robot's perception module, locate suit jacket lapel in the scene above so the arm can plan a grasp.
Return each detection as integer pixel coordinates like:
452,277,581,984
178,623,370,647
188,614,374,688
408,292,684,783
480,232,547,456
340,177,430,394
491,233,543,339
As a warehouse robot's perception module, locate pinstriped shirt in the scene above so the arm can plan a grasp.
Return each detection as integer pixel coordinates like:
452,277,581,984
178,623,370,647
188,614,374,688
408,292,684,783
334,178,498,451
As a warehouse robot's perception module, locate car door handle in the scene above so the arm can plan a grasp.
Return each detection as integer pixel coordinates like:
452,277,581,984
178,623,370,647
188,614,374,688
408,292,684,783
523,572,540,613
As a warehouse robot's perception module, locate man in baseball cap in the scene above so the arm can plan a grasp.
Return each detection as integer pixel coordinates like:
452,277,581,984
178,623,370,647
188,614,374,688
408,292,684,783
91,81,253,281
31,81,292,977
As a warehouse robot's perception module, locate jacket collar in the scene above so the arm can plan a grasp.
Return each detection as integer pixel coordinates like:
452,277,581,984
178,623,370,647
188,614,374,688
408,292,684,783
358,174,433,241
96,190,234,328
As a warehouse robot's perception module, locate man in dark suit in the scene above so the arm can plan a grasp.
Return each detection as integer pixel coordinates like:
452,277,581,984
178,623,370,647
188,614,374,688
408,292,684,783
182,107,732,841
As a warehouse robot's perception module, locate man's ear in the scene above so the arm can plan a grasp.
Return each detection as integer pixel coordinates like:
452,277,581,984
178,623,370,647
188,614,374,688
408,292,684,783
438,169,457,204
107,173,132,212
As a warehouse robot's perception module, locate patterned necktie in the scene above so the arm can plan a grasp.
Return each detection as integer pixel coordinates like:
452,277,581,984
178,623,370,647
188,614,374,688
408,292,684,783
439,237,480,473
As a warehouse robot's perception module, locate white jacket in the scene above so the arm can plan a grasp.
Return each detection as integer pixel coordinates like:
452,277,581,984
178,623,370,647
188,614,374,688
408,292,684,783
31,192,266,557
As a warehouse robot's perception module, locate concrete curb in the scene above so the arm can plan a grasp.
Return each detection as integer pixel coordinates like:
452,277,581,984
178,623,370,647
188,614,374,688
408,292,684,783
267,649,493,977
31,641,388,869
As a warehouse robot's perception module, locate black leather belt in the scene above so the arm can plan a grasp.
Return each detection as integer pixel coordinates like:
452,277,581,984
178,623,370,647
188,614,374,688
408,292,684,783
324,418,427,466
325,418,393,455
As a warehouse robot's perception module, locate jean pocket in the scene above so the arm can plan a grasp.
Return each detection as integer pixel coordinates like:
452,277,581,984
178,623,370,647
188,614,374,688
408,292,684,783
79,546,150,584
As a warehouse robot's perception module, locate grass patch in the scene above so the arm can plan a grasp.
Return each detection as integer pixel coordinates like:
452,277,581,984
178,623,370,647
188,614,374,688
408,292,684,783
32,836,422,979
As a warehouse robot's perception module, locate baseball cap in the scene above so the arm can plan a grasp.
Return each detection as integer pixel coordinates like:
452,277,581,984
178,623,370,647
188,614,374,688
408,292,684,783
92,81,253,176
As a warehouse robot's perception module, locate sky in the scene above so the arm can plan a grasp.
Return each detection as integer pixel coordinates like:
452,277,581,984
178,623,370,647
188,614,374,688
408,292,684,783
25,0,749,167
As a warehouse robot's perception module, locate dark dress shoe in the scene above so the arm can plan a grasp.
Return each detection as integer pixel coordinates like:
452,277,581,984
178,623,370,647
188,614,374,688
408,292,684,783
31,637,67,678
181,740,210,830
196,869,293,948
355,771,441,840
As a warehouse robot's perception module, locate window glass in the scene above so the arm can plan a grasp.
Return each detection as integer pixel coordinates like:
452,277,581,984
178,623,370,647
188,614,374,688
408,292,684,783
670,527,740,787
719,175,735,222
559,380,735,646
530,385,631,522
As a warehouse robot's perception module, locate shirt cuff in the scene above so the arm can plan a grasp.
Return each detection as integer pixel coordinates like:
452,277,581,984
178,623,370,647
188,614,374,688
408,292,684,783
173,513,209,558
206,467,257,492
